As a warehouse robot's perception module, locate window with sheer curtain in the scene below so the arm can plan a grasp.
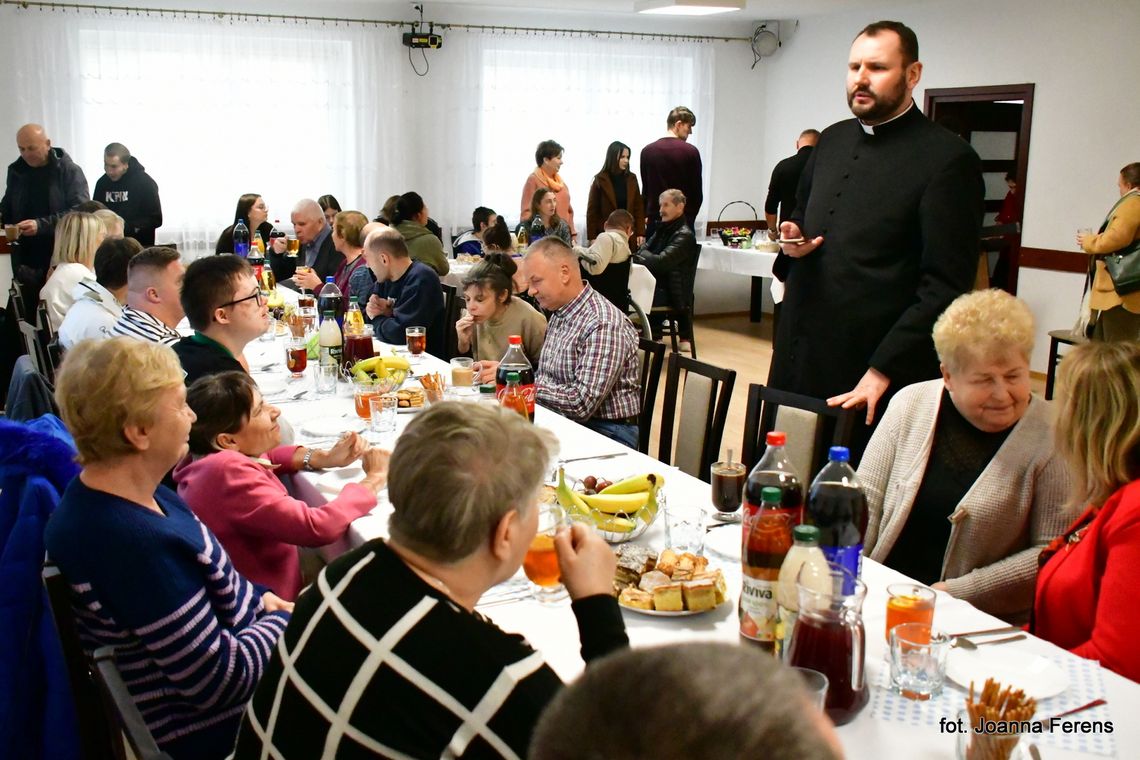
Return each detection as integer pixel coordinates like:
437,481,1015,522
0,6,716,256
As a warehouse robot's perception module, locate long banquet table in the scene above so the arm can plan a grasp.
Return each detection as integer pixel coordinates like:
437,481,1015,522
243,333,1137,760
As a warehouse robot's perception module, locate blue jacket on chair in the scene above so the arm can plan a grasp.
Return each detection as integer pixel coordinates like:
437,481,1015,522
0,414,82,760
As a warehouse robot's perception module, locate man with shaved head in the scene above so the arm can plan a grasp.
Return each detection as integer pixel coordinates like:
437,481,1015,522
362,227,444,356
524,237,640,447
1,123,90,286
278,197,343,290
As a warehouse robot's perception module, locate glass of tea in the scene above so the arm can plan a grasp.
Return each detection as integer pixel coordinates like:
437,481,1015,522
405,326,427,360
885,583,936,642
522,500,568,604
286,235,300,257
353,380,381,420
710,459,747,521
285,337,307,377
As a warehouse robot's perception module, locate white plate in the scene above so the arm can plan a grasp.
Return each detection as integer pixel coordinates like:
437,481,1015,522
946,645,1069,699
703,524,741,560
619,598,729,617
299,417,365,438
397,405,424,414
253,376,287,398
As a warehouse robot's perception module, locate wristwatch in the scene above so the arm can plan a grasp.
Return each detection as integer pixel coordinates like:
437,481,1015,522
302,448,317,471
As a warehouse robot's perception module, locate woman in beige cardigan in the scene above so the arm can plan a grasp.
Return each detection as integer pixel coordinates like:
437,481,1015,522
859,289,1070,623
1076,162,1140,341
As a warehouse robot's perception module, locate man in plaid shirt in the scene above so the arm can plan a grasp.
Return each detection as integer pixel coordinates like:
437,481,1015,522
524,238,640,449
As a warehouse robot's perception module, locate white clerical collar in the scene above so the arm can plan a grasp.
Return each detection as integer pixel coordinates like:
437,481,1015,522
859,100,914,135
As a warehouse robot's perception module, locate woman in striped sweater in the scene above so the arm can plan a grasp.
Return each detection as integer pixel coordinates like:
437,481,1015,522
44,338,292,760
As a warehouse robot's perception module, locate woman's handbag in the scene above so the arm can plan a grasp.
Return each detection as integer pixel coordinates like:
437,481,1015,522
1103,239,1140,295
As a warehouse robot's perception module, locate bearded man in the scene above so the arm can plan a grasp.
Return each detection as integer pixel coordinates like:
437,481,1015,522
768,19,983,463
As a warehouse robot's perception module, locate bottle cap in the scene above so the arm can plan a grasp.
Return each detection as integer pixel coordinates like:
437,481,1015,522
325,276,335,283
508,335,522,345
322,310,334,317
479,384,496,395
766,431,787,446
760,486,782,504
349,296,358,304
829,446,850,463
507,371,520,382
792,525,820,544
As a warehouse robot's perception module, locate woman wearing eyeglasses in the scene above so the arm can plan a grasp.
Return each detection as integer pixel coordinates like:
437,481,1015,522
171,255,268,386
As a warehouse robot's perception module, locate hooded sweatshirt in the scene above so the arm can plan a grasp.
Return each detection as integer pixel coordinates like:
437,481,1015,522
395,220,450,276
93,156,162,246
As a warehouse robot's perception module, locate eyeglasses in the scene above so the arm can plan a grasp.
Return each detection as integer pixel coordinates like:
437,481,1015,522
218,289,263,309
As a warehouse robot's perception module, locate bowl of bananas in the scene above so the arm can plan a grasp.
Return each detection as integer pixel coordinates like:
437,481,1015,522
555,468,663,543
348,354,411,393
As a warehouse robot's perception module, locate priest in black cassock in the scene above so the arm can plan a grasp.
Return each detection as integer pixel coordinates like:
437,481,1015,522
769,20,983,463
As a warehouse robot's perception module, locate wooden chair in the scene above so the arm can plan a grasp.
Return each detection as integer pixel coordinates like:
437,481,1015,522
650,301,697,358
42,563,117,760
1045,328,1087,400
741,384,859,481
91,647,173,760
636,338,666,455
440,284,463,360
657,352,736,482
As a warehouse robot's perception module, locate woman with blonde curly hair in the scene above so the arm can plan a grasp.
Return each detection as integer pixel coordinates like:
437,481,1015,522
44,338,292,759
39,211,105,329
1032,340,1140,682
859,289,1070,623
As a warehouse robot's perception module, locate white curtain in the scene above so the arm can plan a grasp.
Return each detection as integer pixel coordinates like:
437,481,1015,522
0,5,716,255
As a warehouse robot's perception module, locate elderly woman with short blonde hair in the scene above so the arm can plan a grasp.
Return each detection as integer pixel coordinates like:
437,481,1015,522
859,289,1070,623
1032,340,1140,681
44,338,292,759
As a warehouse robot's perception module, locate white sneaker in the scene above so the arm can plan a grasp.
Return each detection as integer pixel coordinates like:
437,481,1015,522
678,339,693,353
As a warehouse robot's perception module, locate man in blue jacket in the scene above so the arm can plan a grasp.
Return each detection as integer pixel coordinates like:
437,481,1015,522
0,124,90,288
363,227,445,357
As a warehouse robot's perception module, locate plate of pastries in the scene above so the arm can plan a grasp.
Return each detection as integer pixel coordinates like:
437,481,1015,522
613,546,729,616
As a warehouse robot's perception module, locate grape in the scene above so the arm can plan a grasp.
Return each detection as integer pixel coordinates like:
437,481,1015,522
582,475,598,490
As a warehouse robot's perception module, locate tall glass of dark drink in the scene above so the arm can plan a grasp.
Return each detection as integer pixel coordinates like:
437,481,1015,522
710,460,747,521
787,563,868,725
405,326,426,360
285,337,307,377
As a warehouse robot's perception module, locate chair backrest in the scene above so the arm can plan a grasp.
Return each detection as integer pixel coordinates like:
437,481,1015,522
636,338,666,454
440,283,463,360
657,352,736,481
91,647,172,760
42,563,117,760
741,384,859,482
154,242,179,251
9,282,27,322
582,258,631,312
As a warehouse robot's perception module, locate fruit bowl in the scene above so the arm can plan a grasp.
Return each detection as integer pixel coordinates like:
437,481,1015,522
557,469,663,544
349,354,410,392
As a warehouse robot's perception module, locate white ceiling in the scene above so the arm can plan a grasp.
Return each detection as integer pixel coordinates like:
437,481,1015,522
423,0,936,18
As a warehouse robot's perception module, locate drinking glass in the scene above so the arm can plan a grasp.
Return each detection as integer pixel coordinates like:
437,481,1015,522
885,583,936,642
450,357,475,393
285,337,308,377
286,235,300,257
369,393,398,434
792,667,829,713
663,492,704,554
709,460,747,521
3,224,18,241
523,500,568,604
889,623,950,701
353,380,381,420
315,363,338,396
405,326,427,360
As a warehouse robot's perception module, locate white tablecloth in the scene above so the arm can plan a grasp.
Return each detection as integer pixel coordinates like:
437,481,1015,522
444,259,657,315
698,239,778,279
241,337,1138,760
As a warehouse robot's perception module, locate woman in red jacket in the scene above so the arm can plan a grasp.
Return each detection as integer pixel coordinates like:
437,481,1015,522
174,371,389,600
1033,341,1140,682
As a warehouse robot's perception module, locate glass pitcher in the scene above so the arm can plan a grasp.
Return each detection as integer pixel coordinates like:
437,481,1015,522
786,562,868,725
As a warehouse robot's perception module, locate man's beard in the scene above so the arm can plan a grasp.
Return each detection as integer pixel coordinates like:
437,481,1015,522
847,82,908,123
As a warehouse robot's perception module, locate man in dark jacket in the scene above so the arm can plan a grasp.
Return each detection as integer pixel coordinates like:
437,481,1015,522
771,20,983,462
93,143,162,246
1,123,90,286
634,189,699,346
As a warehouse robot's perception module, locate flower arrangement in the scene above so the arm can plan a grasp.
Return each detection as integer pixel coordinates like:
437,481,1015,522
718,226,754,248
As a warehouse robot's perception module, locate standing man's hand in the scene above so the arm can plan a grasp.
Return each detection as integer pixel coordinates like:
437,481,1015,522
778,221,824,258
16,219,38,236
827,367,890,425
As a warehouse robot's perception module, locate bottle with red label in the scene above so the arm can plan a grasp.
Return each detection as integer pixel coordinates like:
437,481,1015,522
495,335,535,422
744,431,804,526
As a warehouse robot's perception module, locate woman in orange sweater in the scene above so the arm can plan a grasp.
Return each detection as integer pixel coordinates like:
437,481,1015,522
1077,162,1140,341
1032,340,1140,682
521,139,575,242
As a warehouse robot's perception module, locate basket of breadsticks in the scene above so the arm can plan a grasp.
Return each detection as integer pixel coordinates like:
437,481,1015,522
957,678,1037,760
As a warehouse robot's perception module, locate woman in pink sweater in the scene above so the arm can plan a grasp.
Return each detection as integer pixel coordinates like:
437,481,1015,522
520,139,576,242
174,371,388,600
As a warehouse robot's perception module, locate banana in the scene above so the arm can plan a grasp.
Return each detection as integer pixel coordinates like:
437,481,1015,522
382,354,411,371
593,515,636,533
353,369,372,384
600,473,664,495
640,481,662,521
556,468,592,517
352,356,383,374
580,490,650,514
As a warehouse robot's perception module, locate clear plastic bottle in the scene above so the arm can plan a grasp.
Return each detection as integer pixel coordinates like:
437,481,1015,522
740,485,793,652
500,371,530,419
232,219,250,258
318,310,343,370
745,431,804,526
775,524,830,660
806,446,869,580
495,335,534,421
318,276,344,326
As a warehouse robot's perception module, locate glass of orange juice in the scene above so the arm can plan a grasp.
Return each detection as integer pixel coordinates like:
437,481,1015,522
885,583,936,642
522,501,568,604
353,380,381,420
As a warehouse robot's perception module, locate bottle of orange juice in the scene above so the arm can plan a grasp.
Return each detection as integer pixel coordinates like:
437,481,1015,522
500,371,529,420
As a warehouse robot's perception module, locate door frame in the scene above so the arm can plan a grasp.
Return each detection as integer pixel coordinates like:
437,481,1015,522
923,83,1035,293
